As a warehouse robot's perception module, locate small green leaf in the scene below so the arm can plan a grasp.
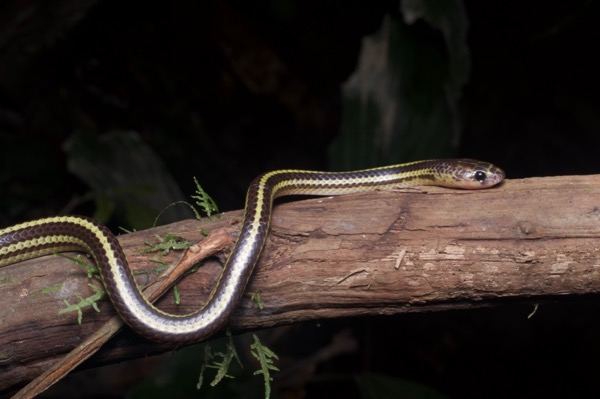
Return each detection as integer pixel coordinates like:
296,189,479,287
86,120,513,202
197,332,242,391
142,233,192,256
250,292,264,310
59,284,106,324
250,334,279,399
191,177,219,218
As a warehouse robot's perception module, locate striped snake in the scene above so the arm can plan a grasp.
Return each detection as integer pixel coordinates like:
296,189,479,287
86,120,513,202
0,159,504,343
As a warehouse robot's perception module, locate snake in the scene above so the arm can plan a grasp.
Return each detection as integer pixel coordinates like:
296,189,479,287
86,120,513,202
0,159,504,344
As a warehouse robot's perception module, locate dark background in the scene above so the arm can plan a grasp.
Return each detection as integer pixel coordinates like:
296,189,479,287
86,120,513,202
1,0,599,398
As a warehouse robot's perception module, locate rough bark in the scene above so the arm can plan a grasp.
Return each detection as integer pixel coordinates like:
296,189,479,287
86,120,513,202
2,175,600,392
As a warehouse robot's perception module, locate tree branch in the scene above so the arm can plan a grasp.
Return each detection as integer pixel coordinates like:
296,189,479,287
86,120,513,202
2,175,600,392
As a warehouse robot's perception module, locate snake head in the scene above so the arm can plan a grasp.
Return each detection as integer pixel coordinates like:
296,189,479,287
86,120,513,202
447,159,505,189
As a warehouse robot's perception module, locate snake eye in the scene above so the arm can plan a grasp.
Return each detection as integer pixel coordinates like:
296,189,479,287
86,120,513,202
474,170,487,183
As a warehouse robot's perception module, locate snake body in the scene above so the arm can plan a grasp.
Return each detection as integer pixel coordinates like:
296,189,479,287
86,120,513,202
0,159,504,343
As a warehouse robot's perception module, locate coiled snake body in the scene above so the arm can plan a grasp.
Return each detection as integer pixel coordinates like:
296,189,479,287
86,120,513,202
0,159,504,343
